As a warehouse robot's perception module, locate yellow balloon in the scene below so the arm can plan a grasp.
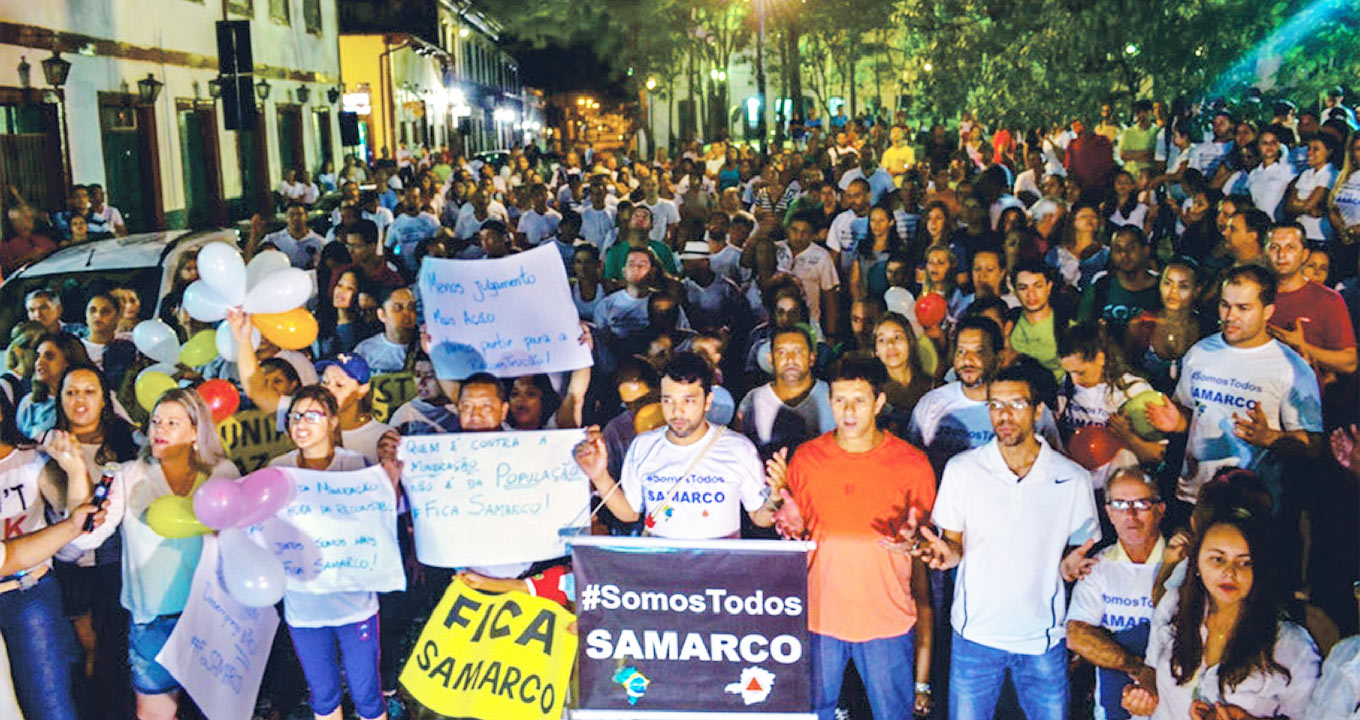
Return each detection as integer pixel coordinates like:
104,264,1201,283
145,495,210,539
180,329,218,367
135,371,178,412
251,308,319,351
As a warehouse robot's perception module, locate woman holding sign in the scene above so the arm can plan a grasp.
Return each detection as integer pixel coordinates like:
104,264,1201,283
120,389,239,720
268,385,390,720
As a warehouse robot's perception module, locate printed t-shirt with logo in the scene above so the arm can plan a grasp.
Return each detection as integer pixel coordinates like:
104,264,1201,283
1172,334,1321,504
907,381,1064,474
619,424,767,539
1058,373,1155,489
1068,538,1165,720
788,432,936,643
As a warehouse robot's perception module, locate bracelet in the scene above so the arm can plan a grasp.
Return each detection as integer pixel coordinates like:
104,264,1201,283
915,682,931,696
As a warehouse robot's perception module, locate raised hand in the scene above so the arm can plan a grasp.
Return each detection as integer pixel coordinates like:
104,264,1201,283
573,426,609,482
1144,394,1183,434
1231,404,1276,448
1061,538,1099,582
40,429,81,468
377,429,402,489
764,447,789,492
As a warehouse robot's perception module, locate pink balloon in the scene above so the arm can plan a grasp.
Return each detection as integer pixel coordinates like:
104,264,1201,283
231,467,296,527
192,477,245,530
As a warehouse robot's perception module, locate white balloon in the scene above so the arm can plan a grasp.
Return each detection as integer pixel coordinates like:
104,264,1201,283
131,320,181,365
217,528,286,608
196,242,247,306
243,268,313,314
884,286,914,317
215,320,262,360
246,250,291,290
756,339,773,375
182,280,232,323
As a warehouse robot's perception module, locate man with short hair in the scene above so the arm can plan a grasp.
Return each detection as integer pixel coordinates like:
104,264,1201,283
1010,260,1066,382
517,183,562,248
1077,226,1159,332
839,148,895,206
579,182,616,248
827,131,859,171
353,286,418,373
343,220,405,290
776,355,936,720
1321,85,1358,128
1118,100,1158,179
778,213,841,336
880,126,917,182
827,178,872,274
1066,467,1166,720
86,183,126,237
358,190,394,245
262,202,325,269
1264,222,1358,375
603,206,678,282
906,363,1100,720
679,240,743,334
736,326,835,457
24,288,65,335
711,214,754,290
387,185,441,274
2,206,58,277
1147,265,1324,519
595,247,659,341
573,352,778,538
1226,209,1272,267
1187,110,1236,177
638,175,680,248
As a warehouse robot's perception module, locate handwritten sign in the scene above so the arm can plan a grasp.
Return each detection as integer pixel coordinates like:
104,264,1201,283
397,430,590,568
372,372,417,423
400,579,577,720
419,244,593,378
158,535,279,720
248,467,405,594
219,408,293,474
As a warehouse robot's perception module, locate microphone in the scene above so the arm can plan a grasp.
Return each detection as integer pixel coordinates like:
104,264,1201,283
84,463,118,531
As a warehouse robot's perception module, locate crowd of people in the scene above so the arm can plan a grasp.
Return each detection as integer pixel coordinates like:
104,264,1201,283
0,86,1358,720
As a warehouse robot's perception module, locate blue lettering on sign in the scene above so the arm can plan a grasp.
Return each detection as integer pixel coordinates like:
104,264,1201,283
464,309,496,326
471,266,537,302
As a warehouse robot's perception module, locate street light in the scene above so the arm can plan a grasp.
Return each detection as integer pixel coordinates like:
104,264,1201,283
255,77,271,101
136,73,163,104
295,85,310,104
41,50,72,87
208,77,223,99
645,77,657,91
327,86,341,104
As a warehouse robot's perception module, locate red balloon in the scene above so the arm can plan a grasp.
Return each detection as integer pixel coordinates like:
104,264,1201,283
915,292,947,327
197,379,240,424
1067,426,1123,470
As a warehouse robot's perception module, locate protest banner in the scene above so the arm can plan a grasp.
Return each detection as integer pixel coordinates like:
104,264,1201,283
158,535,279,720
401,578,577,720
371,371,417,423
571,536,815,718
246,466,405,594
419,244,593,378
219,408,293,473
0,465,37,539
398,429,590,568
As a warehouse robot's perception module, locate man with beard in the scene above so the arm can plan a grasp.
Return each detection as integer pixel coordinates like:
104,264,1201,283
574,352,779,538
903,362,1100,720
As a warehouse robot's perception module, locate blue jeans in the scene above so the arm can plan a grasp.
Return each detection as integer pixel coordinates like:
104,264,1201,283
289,614,384,719
949,631,1067,720
0,571,79,720
811,630,915,720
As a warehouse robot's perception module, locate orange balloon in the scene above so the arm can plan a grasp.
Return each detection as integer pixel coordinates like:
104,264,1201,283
1066,425,1123,470
251,308,318,350
633,403,666,434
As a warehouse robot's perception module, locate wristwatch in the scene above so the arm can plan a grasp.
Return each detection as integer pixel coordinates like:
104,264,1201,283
914,682,931,696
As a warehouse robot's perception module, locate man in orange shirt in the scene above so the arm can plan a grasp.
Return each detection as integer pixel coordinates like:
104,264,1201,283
771,355,936,720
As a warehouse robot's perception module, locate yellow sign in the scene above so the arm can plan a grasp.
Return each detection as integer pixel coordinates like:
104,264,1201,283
401,579,577,720
219,408,294,473
371,372,417,424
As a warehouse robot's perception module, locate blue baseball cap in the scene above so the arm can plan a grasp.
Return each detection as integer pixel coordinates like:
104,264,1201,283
315,353,372,384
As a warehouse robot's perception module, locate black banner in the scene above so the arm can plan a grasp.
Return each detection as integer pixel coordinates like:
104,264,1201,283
572,538,812,715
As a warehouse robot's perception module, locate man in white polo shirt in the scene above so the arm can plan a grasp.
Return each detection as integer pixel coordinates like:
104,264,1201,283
1067,467,1166,720
904,362,1100,720
574,351,778,538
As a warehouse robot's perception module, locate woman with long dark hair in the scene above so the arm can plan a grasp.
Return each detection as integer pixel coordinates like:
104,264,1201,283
314,266,371,357
0,383,101,720
17,332,91,440
51,363,138,693
850,205,904,300
1123,510,1320,719
120,388,238,720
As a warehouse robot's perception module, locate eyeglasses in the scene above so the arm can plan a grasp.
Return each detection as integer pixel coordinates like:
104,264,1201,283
287,410,328,425
986,398,1031,412
1107,498,1161,512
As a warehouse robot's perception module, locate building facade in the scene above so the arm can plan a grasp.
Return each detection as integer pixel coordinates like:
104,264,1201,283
338,0,542,163
0,0,344,232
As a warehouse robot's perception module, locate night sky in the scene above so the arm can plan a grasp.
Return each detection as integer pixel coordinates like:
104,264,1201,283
505,40,631,101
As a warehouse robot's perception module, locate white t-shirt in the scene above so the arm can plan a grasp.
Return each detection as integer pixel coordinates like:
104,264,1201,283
932,439,1099,654
1107,203,1149,230
1294,164,1338,240
81,338,107,368
342,419,393,465
269,448,379,627
363,207,395,244
263,228,325,269
1145,591,1319,720
580,206,616,247
908,382,1063,472
518,208,562,247
826,209,867,270
352,333,410,374
1014,169,1041,200
774,242,839,325
1332,170,1360,230
1068,539,1165,720
709,244,751,289
619,424,767,539
1172,334,1322,503
594,289,650,340
1058,374,1152,488
682,275,743,331
643,198,681,245
1247,160,1297,221
1187,139,1233,176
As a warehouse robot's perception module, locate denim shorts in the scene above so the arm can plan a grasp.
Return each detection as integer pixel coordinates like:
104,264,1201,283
128,615,182,695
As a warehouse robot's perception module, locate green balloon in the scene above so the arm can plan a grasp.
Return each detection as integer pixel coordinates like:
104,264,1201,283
1120,390,1165,440
180,329,218,367
135,371,177,412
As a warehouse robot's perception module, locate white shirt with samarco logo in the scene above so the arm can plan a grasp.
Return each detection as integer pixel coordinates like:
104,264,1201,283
907,381,1063,474
619,423,767,539
1172,334,1321,503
